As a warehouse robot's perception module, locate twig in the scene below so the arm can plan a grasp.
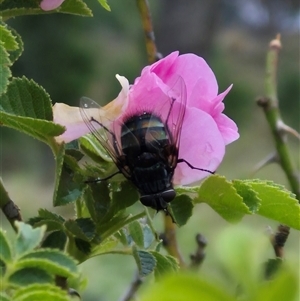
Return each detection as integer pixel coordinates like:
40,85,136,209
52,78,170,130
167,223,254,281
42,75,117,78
160,215,186,268
118,271,143,301
256,34,300,200
136,0,161,64
189,233,207,269
0,178,22,232
268,224,290,258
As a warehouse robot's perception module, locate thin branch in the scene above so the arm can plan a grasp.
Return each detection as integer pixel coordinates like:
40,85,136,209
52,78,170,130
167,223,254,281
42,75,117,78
252,151,279,175
0,178,22,232
160,214,186,268
136,0,161,64
118,271,143,301
256,34,300,200
268,224,290,258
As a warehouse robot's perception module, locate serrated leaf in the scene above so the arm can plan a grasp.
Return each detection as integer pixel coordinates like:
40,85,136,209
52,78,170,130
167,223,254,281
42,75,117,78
140,273,236,301
98,0,111,11
53,145,84,206
15,222,46,257
64,218,96,241
0,229,12,262
5,27,23,64
28,209,65,231
111,181,139,212
0,23,18,51
170,194,194,227
143,224,154,249
9,267,53,286
196,175,251,222
150,251,179,278
232,180,261,213
132,248,156,277
245,180,300,229
38,209,65,223
0,43,11,96
59,0,93,16
13,284,70,301
42,231,67,250
129,221,144,248
17,249,78,278
0,77,65,142
74,238,91,255
90,237,118,257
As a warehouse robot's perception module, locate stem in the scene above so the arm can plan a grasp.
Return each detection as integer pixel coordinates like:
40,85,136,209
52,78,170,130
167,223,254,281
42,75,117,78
136,0,160,64
257,34,300,200
161,214,186,268
136,0,185,267
118,271,143,301
0,178,22,232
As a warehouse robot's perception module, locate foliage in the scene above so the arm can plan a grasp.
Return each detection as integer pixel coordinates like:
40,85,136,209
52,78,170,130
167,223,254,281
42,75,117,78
0,222,79,300
0,0,299,300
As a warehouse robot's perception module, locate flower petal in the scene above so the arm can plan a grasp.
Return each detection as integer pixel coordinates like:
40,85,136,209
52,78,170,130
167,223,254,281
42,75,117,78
53,75,129,143
174,108,225,185
152,53,218,104
40,0,64,11
214,113,239,145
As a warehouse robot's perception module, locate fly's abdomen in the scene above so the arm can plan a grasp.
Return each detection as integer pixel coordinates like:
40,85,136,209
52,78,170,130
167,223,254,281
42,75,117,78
132,162,173,195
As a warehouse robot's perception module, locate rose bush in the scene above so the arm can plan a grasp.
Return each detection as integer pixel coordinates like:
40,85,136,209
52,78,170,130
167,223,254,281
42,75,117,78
53,51,239,185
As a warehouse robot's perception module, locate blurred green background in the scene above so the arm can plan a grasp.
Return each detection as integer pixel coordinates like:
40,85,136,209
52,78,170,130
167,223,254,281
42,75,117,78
1,0,299,300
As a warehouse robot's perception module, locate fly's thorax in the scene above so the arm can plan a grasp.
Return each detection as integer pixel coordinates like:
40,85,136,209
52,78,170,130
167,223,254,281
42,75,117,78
121,113,170,156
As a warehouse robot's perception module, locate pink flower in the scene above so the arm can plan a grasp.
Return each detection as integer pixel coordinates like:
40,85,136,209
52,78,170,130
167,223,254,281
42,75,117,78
53,52,239,185
40,0,65,11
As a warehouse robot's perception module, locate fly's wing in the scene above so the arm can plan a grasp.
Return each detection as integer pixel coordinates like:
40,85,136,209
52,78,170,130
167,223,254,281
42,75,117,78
165,75,187,149
145,76,187,162
79,97,123,165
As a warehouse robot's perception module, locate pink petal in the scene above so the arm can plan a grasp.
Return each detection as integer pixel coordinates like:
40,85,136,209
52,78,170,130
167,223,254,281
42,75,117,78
174,108,225,185
214,113,240,145
53,75,129,143
153,53,218,104
40,0,64,11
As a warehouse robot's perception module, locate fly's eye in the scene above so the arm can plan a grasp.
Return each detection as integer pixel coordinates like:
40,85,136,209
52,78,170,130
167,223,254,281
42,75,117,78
161,189,176,203
140,195,154,207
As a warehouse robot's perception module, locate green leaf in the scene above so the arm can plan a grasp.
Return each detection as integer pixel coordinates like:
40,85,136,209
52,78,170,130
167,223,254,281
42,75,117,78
142,224,155,249
53,145,84,206
0,292,11,301
150,251,179,278
13,284,70,301
195,175,251,222
0,229,12,262
170,194,194,227
9,267,53,286
59,0,93,16
64,218,96,241
0,42,11,96
214,226,270,296
0,23,18,51
257,266,299,301
74,238,91,254
111,181,139,213
244,180,300,229
5,27,24,64
90,237,118,257
28,209,65,231
0,77,65,142
140,273,236,301
17,249,78,278
42,231,67,250
264,258,282,279
98,0,111,11
132,248,156,277
232,180,261,213
128,220,144,248
15,222,46,257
